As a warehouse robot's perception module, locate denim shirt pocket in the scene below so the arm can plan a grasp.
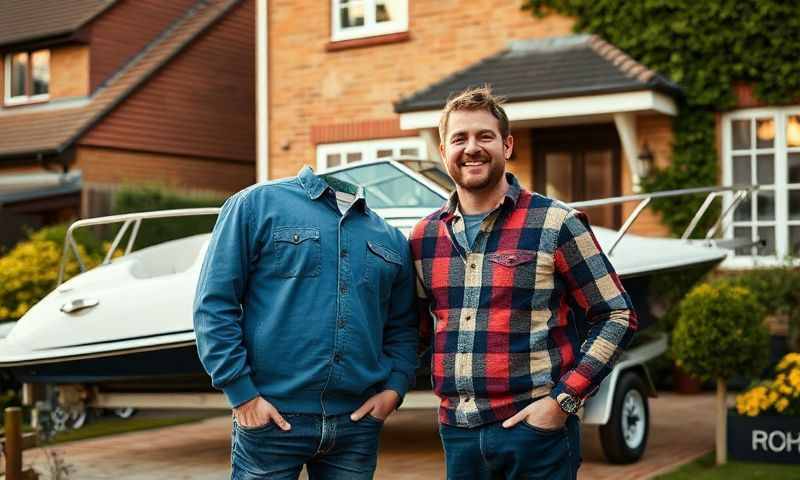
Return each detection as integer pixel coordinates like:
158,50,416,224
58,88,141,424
363,240,402,297
271,227,321,278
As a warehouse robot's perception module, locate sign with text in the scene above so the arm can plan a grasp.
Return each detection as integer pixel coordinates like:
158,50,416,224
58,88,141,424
728,413,800,464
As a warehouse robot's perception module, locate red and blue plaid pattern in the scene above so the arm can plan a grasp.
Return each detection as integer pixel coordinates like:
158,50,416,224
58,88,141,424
410,174,637,427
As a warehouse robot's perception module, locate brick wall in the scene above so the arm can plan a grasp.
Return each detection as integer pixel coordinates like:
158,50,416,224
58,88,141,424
621,113,672,236
76,146,255,195
267,0,574,179
50,45,90,98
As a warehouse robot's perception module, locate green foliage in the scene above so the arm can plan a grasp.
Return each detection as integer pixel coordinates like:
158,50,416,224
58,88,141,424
28,223,107,258
672,282,769,382
111,183,225,250
0,236,100,321
718,267,800,350
522,0,800,235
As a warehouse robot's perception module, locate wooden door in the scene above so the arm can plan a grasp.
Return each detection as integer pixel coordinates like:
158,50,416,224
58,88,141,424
533,125,622,229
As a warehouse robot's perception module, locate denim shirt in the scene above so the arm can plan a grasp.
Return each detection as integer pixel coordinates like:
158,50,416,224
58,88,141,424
193,166,418,414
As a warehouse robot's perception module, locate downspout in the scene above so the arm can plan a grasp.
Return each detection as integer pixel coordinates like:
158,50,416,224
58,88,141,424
256,0,269,182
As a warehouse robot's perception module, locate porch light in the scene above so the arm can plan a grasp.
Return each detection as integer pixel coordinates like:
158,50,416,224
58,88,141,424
638,143,655,178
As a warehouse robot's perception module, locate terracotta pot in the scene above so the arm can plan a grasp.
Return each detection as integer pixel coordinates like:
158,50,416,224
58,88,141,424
673,365,703,394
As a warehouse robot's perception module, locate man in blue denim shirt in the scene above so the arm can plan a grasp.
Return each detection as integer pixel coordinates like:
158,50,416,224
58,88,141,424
193,166,418,479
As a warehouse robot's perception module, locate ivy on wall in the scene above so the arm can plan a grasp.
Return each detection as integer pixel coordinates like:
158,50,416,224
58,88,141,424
522,0,800,235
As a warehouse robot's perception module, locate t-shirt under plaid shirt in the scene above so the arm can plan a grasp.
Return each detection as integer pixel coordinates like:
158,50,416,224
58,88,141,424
410,173,638,427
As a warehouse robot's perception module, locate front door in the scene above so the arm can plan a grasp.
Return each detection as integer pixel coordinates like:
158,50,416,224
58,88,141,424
533,125,622,229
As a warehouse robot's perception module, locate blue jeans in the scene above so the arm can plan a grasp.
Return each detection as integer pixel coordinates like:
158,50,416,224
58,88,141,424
439,415,581,480
231,413,383,479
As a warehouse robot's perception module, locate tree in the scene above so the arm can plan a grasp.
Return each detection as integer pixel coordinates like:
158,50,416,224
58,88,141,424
672,282,769,464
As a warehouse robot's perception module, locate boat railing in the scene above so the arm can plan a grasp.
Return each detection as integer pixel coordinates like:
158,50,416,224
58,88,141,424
57,185,759,285
57,208,220,285
568,184,759,256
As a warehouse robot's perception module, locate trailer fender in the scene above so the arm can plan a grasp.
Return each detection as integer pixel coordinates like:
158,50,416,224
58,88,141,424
581,333,666,426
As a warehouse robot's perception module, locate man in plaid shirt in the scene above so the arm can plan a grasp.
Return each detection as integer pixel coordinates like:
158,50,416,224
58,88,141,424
410,86,637,479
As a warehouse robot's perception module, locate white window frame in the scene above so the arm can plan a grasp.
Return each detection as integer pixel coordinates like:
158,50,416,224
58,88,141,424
316,137,427,171
3,50,50,106
722,106,800,268
331,0,408,42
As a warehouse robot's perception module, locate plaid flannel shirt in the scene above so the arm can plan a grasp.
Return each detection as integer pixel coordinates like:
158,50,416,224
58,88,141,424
410,173,637,427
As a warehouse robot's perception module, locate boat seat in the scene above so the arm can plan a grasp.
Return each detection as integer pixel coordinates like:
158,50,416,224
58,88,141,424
128,234,209,279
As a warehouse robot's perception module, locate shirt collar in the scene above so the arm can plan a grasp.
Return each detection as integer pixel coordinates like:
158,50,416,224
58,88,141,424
440,172,522,220
297,165,367,212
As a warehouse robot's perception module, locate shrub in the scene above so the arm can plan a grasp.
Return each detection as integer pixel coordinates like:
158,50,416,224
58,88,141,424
672,282,770,382
736,353,800,417
0,237,100,321
720,267,800,350
111,183,224,250
672,281,771,464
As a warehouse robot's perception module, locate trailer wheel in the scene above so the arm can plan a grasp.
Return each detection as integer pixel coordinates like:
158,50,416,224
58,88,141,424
599,371,649,464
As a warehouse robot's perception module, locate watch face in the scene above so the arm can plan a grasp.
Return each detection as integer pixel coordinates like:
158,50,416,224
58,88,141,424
560,396,579,414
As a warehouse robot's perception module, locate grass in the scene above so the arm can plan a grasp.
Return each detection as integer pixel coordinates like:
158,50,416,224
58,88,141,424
43,413,216,445
655,452,800,479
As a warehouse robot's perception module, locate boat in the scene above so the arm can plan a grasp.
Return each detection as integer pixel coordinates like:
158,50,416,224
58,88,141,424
0,159,753,387
0,158,758,461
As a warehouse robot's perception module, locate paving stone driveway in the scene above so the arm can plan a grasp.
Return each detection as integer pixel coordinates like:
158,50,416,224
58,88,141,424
23,392,716,479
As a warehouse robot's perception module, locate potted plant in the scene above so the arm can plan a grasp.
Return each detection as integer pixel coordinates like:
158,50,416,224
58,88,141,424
731,353,800,464
672,282,770,465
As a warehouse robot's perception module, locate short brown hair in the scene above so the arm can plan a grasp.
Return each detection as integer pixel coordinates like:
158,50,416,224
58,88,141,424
438,85,509,142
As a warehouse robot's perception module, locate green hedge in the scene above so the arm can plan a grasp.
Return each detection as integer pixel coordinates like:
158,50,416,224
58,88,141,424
111,183,225,250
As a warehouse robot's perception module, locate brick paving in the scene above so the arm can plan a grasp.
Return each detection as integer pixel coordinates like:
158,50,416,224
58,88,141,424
23,393,716,479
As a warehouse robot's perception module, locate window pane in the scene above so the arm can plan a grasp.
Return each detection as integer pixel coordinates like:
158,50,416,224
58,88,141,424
790,226,800,256
376,0,403,23
732,155,750,184
327,153,341,167
790,190,800,221
756,191,775,220
789,153,800,184
376,149,393,158
31,50,49,96
732,119,751,150
9,52,28,97
346,152,362,164
756,154,774,184
734,226,752,255
399,147,419,157
340,1,365,28
755,118,774,148
757,226,775,256
734,195,751,222
787,115,800,148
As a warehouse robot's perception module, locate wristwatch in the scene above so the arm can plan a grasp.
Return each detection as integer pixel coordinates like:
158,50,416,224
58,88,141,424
557,393,581,415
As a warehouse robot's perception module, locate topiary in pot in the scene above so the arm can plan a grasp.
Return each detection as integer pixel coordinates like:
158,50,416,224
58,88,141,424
672,282,770,465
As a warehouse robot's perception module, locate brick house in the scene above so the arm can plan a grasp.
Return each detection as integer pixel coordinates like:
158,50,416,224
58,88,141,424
0,0,255,247
256,0,798,266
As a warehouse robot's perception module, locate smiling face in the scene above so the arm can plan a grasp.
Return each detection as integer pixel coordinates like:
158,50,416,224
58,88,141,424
440,109,514,193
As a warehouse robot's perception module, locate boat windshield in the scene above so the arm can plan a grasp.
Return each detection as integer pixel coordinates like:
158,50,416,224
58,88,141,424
396,159,455,193
323,161,447,209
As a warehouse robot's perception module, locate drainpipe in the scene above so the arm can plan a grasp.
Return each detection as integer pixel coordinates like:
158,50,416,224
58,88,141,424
256,0,269,182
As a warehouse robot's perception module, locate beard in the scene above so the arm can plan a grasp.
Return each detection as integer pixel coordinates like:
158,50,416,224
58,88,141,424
450,155,506,192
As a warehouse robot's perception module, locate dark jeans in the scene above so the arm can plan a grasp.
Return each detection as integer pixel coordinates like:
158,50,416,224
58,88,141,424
231,413,383,480
439,415,581,480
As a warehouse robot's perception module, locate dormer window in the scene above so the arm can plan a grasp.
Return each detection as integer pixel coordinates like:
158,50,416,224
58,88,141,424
4,49,50,105
332,0,408,41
